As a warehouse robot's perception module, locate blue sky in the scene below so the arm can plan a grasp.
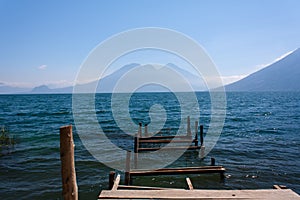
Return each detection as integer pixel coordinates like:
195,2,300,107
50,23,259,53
0,0,299,88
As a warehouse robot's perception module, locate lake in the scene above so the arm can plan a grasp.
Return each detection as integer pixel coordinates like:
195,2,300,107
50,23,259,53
0,92,299,199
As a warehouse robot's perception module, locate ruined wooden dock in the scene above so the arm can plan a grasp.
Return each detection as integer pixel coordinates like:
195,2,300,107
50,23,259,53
59,125,300,200
134,117,204,156
100,173,300,200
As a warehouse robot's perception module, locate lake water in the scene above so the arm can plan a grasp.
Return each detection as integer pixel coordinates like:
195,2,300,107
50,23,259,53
0,92,299,199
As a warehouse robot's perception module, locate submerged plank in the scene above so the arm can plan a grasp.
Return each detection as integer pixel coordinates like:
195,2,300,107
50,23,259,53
129,167,225,176
138,146,200,151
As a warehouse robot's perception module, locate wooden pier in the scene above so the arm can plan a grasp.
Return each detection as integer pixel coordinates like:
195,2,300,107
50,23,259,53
100,172,300,200
59,125,300,200
134,117,205,166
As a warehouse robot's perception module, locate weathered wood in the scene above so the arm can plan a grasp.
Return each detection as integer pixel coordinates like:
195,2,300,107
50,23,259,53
273,185,288,190
132,165,224,172
200,125,204,146
187,116,191,137
186,177,194,190
108,171,116,190
211,157,215,166
99,188,300,199
117,185,185,190
134,124,141,169
194,121,198,146
60,125,78,200
128,167,226,176
111,174,121,191
145,124,148,137
131,165,224,171
139,139,197,143
200,145,205,159
138,146,201,152
125,151,131,185
139,135,191,140
138,123,142,138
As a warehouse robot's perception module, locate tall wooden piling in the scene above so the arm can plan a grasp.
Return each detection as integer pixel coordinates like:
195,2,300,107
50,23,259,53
187,116,191,137
200,125,204,146
194,121,198,146
211,157,215,166
108,171,116,190
134,123,142,169
145,124,148,137
125,151,131,185
60,125,78,200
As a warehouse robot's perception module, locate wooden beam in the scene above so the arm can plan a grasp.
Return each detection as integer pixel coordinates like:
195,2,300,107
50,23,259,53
139,139,196,143
117,185,184,190
138,146,200,152
129,167,226,177
111,174,121,191
186,177,194,190
139,135,191,140
60,125,78,200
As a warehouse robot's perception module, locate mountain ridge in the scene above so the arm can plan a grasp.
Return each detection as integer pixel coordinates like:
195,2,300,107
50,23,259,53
225,48,300,91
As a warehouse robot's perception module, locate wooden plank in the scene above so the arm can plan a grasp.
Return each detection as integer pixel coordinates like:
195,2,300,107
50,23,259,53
186,177,193,190
139,135,191,140
99,189,300,199
117,185,184,190
111,174,120,191
273,185,288,190
139,139,196,143
131,166,224,172
138,146,200,152
129,168,225,176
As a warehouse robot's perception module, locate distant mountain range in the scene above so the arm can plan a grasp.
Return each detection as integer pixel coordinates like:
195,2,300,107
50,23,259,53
225,48,300,91
0,63,207,94
1,48,300,94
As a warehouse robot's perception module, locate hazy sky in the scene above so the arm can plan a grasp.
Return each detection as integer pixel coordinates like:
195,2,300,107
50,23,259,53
0,0,299,88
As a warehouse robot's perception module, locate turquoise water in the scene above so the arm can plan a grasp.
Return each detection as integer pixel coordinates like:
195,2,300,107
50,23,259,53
0,92,299,199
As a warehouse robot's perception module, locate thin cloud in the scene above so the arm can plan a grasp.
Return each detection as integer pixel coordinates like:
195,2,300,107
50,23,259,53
37,65,47,70
221,75,247,85
254,49,296,72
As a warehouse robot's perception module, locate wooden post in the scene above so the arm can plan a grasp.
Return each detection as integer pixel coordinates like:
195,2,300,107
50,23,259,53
211,157,215,166
194,121,198,146
134,123,142,169
125,151,131,185
138,122,142,138
200,125,204,146
145,124,148,137
109,171,116,190
186,177,194,190
187,116,191,137
111,174,121,191
200,145,205,159
60,125,78,200
134,137,138,169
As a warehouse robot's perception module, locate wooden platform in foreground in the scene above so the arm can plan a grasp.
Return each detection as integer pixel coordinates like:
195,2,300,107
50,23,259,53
99,188,300,199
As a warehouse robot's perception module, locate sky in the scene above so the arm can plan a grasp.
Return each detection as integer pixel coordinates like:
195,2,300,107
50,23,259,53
0,0,300,88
